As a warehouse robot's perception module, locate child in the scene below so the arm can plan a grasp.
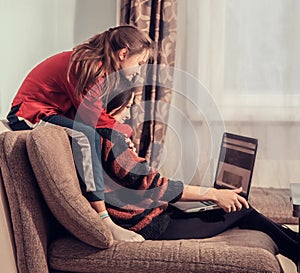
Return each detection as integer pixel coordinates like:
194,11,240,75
98,88,299,266
7,25,152,242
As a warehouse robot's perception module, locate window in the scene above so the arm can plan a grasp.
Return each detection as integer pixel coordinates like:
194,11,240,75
175,0,300,121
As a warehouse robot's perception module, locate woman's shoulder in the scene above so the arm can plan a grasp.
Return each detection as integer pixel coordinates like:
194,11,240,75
97,128,137,162
97,128,126,144
42,51,73,65
28,51,73,77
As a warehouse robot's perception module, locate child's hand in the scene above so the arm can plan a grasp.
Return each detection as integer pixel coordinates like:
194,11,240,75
124,137,137,154
208,187,249,213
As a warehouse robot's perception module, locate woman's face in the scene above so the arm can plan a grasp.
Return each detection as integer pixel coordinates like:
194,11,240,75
119,49,149,81
109,92,134,123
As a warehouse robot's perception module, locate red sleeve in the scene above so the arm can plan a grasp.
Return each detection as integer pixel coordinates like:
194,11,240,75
76,79,133,136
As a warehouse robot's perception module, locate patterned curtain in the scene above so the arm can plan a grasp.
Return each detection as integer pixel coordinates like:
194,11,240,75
120,0,177,168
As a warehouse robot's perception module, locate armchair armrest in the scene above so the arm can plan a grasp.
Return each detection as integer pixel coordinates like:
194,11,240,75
290,183,300,272
291,183,300,217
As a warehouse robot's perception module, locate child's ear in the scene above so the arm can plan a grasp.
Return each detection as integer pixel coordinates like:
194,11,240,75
118,48,128,61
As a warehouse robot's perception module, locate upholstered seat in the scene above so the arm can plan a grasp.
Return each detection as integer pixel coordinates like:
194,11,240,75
0,122,294,272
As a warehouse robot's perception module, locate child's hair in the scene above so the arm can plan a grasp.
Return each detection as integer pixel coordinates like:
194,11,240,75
106,88,134,115
68,25,153,99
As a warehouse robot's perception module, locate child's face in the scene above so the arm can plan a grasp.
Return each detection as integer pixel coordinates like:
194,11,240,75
119,49,149,81
110,93,134,123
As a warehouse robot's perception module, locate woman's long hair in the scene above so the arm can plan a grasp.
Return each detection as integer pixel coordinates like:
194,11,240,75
68,25,153,101
106,88,134,116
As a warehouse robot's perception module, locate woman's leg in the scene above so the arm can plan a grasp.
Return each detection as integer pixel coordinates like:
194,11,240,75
238,208,298,265
42,115,105,201
159,206,253,240
159,206,298,264
7,105,32,130
42,115,144,242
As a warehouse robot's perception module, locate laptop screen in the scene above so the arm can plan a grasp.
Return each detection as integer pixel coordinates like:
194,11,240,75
214,133,258,198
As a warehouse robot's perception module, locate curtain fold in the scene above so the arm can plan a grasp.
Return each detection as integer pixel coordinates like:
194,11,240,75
120,0,177,168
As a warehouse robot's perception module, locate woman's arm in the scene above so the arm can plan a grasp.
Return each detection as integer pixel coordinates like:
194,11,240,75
180,185,249,213
99,128,248,213
74,81,133,136
99,128,183,203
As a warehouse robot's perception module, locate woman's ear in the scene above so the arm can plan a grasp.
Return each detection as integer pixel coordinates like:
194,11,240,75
118,48,128,61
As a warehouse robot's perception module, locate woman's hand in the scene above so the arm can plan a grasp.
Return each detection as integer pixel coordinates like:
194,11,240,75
207,187,249,213
180,185,249,213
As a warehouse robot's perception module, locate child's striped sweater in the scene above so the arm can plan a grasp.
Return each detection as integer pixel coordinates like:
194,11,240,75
98,128,184,239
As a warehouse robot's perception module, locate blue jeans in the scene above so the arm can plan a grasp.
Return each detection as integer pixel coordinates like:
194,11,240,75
7,106,104,201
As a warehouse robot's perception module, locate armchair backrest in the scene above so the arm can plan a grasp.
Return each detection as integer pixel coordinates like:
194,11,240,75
0,129,61,273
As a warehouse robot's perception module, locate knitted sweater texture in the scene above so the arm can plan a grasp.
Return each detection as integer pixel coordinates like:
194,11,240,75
98,128,184,239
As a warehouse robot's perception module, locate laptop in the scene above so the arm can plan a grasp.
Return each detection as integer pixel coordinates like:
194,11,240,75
172,132,258,213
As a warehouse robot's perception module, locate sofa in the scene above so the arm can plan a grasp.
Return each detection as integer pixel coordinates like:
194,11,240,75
0,120,297,273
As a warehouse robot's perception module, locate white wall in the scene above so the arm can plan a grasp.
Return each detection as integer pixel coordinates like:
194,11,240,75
0,1,117,271
0,0,117,119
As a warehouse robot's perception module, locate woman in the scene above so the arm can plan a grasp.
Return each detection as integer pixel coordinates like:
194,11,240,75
6,25,152,242
98,88,298,265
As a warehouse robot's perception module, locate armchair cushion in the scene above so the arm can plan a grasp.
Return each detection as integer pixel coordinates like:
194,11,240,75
26,126,113,249
0,131,50,273
49,229,280,273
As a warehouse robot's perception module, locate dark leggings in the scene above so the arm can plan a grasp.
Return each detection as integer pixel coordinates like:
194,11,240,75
158,206,298,264
7,106,104,201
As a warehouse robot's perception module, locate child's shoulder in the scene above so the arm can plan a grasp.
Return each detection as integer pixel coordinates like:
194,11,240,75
97,128,126,143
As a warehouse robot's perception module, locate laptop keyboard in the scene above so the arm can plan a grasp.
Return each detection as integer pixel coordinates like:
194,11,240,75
202,201,216,206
